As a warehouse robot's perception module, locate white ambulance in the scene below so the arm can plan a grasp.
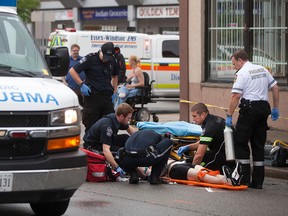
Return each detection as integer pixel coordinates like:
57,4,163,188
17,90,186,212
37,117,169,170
47,28,180,98
0,2,86,216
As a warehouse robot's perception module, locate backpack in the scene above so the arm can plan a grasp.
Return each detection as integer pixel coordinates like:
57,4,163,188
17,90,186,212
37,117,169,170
81,148,119,182
270,145,288,167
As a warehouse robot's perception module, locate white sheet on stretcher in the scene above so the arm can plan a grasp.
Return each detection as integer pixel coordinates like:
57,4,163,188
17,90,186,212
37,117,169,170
136,121,202,137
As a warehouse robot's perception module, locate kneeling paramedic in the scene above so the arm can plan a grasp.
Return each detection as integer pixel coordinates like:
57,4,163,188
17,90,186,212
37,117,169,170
83,103,137,177
119,130,173,184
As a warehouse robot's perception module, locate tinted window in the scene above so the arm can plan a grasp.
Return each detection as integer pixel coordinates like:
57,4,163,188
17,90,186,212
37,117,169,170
162,40,179,58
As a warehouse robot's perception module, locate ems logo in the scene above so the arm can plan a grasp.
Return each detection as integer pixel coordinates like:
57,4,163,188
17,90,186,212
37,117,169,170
106,127,113,137
79,57,87,64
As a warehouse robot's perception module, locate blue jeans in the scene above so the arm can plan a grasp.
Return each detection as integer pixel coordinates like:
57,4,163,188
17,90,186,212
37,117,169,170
114,85,140,110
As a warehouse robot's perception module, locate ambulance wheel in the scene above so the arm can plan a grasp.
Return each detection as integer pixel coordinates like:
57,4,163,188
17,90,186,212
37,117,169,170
135,108,150,122
30,199,70,216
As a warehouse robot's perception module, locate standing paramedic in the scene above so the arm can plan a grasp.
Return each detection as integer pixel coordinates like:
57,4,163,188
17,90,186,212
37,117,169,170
83,103,137,177
69,42,118,132
65,44,85,107
177,103,235,172
226,49,279,189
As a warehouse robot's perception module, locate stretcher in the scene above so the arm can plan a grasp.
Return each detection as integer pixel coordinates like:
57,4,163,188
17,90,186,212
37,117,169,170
170,136,199,161
136,121,201,161
163,177,248,190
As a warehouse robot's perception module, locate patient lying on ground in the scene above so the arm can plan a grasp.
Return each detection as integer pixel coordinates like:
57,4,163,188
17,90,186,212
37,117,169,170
138,159,243,186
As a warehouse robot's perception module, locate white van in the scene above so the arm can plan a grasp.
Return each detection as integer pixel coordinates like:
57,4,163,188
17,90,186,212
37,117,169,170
0,4,86,216
47,29,180,98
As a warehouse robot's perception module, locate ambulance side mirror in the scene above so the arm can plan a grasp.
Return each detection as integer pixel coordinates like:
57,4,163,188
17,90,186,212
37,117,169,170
45,46,69,76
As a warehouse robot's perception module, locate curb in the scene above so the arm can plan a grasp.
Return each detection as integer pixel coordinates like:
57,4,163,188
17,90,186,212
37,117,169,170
265,166,288,180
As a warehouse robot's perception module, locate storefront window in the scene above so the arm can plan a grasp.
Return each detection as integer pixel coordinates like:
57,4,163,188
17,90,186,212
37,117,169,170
207,0,287,84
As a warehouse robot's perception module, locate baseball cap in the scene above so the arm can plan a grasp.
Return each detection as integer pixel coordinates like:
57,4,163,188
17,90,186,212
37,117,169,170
101,42,115,62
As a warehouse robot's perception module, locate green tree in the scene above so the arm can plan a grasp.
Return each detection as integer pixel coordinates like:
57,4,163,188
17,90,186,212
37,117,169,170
17,0,40,23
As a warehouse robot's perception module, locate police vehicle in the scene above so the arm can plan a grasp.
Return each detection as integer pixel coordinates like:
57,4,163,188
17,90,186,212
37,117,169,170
0,1,87,215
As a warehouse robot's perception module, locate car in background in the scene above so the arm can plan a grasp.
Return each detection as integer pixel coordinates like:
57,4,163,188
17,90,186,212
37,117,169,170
210,45,278,80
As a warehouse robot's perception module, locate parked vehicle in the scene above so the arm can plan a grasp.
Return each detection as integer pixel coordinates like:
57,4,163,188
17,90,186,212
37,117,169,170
0,2,87,216
210,45,278,80
47,28,180,98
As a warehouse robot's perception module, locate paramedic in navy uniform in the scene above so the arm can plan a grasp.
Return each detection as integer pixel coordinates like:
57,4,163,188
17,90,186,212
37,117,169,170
177,103,233,172
83,103,137,177
69,42,118,132
226,49,279,189
120,129,174,185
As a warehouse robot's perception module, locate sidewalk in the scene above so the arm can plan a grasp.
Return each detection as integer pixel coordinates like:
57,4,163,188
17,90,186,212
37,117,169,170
156,113,288,180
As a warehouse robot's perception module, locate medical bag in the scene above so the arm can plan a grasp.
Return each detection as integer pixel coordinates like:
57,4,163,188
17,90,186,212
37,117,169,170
80,148,119,182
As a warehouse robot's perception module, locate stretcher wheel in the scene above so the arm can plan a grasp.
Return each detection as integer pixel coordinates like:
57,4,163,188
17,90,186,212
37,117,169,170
135,107,150,122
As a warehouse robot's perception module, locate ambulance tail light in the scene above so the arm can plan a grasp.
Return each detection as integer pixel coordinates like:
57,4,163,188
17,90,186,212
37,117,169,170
65,28,76,32
144,39,150,50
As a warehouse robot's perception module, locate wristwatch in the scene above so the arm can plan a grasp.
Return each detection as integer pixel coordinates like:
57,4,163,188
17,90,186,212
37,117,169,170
226,114,232,117
78,82,84,87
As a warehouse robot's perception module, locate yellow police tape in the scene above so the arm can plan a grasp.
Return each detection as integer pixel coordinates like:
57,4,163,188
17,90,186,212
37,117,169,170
180,99,288,120
179,99,236,113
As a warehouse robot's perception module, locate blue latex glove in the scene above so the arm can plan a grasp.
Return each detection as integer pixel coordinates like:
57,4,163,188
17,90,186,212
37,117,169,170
116,166,125,177
80,83,91,96
177,145,190,157
111,93,117,103
225,116,233,127
271,108,279,121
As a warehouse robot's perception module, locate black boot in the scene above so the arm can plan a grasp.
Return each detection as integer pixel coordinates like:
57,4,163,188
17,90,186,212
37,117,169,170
129,170,139,184
240,163,251,186
149,175,162,185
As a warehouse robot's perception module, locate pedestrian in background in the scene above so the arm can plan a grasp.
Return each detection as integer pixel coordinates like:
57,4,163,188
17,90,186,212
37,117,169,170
114,55,144,110
69,42,119,132
65,44,85,107
114,46,127,84
226,49,279,189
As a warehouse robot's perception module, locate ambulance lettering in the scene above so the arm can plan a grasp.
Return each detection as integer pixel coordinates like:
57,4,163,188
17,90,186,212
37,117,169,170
171,74,180,81
127,36,136,42
91,35,104,41
0,92,59,105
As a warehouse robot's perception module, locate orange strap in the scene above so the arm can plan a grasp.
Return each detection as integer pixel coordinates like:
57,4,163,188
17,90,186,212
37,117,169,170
197,168,220,181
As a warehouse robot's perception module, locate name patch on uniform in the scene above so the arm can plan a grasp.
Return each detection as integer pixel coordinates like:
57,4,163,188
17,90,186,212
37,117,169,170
106,127,113,137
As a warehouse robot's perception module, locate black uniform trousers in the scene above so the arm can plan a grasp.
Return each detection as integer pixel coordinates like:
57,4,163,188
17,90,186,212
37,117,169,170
235,99,271,186
121,138,174,179
82,92,114,132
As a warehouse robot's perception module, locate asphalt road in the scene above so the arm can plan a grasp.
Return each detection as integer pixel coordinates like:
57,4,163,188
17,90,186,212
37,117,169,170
1,177,287,216
145,99,180,114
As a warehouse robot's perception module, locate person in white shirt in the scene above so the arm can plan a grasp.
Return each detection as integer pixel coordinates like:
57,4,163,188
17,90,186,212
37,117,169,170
226,49,279,189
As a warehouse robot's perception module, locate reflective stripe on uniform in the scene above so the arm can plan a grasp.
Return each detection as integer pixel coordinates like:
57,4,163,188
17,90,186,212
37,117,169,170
153,145,173,158
200,136,213,142
253,161,265,166
236,159,250,164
